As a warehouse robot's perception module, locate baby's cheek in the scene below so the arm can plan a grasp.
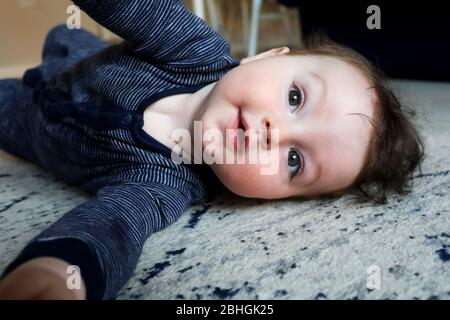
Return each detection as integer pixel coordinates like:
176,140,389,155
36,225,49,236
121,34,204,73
231,165,281,198
212,164,259,197
234,167,263,194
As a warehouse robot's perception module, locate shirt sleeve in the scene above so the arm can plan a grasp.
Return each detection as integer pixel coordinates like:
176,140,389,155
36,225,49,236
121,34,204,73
1,180,198,300
72,0,239,68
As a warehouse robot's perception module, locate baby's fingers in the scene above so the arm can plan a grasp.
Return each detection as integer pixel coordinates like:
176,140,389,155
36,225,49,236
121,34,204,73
0,257,86,300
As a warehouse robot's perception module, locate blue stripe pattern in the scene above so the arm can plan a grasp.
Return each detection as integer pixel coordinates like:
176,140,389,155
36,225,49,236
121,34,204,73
1,0,240,300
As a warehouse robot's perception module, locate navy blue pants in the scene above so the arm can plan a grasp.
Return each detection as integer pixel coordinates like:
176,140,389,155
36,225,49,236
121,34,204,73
0,25,108,166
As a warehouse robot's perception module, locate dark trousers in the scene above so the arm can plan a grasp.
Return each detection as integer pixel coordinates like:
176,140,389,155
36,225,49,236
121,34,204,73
0,25,108,165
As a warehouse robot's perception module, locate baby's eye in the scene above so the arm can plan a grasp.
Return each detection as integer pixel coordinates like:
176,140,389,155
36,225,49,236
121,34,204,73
288,84,305,113
287,148,303,176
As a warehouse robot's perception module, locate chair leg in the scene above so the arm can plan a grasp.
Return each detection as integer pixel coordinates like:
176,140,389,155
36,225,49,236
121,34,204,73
206,0,223,33
247,0,263,57
192,0,205,19
278,4,294,46
241,0,250,47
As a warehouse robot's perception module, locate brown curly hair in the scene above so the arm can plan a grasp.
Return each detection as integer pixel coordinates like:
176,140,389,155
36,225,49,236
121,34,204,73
287,33,426,205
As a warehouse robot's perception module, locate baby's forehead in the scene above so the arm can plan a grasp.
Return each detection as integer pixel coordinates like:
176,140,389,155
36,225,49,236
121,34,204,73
294,54,366,78
300,55,377,128
318,58,375,100
289,54,374,94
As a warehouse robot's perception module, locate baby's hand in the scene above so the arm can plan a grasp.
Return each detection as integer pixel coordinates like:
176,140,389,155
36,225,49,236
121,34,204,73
0,257,86,300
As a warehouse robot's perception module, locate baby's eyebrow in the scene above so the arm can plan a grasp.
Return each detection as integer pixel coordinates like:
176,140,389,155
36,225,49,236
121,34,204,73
309,71,328,109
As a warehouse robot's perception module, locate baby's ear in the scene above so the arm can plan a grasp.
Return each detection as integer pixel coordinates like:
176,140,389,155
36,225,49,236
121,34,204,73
240,47,290,64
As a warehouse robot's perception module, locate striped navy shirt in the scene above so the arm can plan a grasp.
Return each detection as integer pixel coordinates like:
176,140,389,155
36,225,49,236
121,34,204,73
2,0,240,300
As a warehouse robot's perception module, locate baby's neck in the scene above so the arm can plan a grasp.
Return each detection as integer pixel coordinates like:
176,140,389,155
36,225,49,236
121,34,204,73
142,82,217,160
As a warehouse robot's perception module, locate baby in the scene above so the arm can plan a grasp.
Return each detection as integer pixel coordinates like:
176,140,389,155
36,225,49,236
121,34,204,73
0,0,424,299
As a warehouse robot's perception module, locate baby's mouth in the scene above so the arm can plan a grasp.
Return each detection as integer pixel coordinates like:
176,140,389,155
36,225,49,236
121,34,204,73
239,110,250,132
238,117,245,131
226,110,249,152
236,111,250,151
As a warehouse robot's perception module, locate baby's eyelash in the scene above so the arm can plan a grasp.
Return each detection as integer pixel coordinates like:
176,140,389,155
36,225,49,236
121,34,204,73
295,83,306,105
287,147,304,181
288,82,306,111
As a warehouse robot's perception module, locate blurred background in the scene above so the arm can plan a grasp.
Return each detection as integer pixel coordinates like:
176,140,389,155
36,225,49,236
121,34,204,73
0,0,302,78
0,0,449,80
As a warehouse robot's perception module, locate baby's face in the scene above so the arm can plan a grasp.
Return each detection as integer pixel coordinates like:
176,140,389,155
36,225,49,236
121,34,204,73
199,53,376,199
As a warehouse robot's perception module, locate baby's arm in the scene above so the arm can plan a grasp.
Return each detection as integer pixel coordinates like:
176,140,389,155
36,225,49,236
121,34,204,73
0,180,196,299
73,0,235,66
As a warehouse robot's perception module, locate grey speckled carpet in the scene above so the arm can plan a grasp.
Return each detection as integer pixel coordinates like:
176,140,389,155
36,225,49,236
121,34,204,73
1,79,449,300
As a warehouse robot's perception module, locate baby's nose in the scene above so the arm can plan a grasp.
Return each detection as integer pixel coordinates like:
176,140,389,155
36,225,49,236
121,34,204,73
259,118,271,147
259,117,283,149
259,116,292,149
